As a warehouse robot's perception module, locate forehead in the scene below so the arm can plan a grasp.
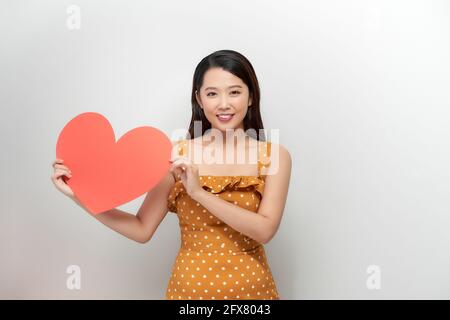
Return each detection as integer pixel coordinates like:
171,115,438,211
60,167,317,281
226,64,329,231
202,67,246,89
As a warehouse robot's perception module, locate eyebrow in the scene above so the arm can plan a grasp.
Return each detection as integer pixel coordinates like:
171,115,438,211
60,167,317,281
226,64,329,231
204,85,243,91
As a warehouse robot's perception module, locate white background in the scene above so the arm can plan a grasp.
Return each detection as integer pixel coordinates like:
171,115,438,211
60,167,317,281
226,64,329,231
1,0,449,299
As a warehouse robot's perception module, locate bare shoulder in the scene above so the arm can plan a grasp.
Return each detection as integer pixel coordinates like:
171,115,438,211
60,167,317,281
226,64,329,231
262,141,292,176
271,142,291,163
258,141,291,163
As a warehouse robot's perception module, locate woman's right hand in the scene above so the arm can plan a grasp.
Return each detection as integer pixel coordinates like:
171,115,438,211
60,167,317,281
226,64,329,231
51,158,75,199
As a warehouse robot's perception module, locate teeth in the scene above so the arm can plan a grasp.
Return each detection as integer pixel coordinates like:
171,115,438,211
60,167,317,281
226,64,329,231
217,114,233,120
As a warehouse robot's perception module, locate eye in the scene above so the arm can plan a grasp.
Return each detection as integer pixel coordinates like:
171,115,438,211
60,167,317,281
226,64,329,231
230,90,241,95
206,92,216,97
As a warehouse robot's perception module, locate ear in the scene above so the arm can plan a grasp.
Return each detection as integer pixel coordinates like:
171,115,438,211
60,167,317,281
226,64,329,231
248,96,252,107
195,90,203,109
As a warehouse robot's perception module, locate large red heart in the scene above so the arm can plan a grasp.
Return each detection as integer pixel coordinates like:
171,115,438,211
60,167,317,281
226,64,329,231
56,112,172,214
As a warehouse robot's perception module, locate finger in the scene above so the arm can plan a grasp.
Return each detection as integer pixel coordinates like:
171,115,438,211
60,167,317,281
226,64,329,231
54,164,72,172
54,169,72,179
171,167,183,179
175,165,185,173
170,157,191,168
186,164,196,178
170,166,185,177
170,162,181,173
170,161,190,172
169,155,183,163
171,155,192,162
52,159,64,166
56,168,71,178
169,159,183,170
180,170,187,184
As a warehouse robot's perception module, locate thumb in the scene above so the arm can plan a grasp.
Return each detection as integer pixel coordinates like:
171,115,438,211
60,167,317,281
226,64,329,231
186,164,195,179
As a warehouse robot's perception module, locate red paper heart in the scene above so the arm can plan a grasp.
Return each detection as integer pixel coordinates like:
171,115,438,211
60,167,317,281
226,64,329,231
56,112,172,214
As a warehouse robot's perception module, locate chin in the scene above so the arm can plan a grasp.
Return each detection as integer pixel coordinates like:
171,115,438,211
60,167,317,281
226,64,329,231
215,122,240,132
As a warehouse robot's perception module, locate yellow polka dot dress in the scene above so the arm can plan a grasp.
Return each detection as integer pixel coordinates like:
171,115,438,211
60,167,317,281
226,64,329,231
166,140,280,300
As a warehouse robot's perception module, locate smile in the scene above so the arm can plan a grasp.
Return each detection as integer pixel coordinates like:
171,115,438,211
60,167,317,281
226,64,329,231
216,114,235,122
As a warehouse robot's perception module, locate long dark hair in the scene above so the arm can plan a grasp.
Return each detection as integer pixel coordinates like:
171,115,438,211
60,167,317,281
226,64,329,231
187,49,266,141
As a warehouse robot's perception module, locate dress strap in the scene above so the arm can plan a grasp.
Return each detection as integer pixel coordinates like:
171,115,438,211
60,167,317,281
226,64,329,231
257,141,271,178
176,139,188,157
171,140,188,182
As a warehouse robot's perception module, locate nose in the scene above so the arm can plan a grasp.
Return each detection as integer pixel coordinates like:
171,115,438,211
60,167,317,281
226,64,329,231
218,95,231,110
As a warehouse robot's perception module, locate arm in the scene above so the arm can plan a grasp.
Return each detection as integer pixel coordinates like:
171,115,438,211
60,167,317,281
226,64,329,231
54,140,180,244
73,170,175,243
191,144,292,244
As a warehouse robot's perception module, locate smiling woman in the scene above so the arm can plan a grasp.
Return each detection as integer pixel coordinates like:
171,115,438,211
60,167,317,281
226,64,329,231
163,49,292,300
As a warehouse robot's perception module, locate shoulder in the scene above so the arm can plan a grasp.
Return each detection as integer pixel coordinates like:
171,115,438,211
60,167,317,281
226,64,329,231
258,141,291,162
262,141,292,175
272,142,291,163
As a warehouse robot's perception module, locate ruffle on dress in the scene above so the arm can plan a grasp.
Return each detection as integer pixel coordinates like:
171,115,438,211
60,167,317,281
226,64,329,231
167,175,265,213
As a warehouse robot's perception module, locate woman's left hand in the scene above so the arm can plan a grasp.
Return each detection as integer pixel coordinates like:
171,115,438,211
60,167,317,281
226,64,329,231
170,157,204,200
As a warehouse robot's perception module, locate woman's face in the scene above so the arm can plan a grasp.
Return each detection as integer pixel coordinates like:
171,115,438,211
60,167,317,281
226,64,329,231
196,67,252,133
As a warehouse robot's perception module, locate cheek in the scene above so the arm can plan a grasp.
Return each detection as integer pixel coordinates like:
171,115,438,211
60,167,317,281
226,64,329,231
202,105,217,122
231,97,249,116
233,94,250,109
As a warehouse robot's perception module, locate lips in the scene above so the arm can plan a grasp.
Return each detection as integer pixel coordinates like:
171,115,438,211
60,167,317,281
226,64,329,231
216,114,234,122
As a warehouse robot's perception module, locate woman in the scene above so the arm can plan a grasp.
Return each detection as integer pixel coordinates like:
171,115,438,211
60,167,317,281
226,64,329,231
51,49,292,300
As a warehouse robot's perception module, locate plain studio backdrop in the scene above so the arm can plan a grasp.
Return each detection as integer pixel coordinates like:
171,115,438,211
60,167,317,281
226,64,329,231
1,0,449,299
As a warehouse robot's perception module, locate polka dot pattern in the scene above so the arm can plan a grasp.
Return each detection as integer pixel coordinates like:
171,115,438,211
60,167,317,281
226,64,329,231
166,140,279,300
